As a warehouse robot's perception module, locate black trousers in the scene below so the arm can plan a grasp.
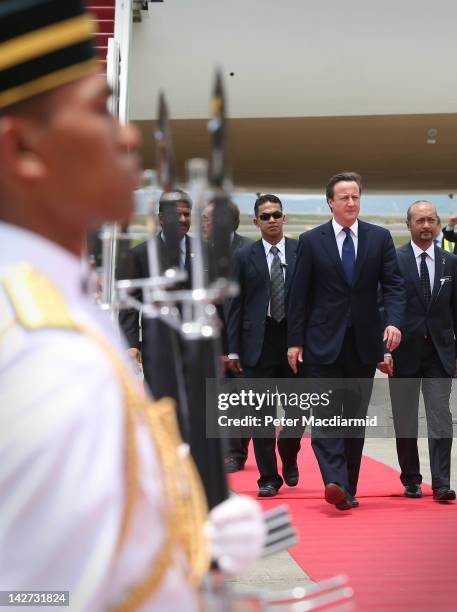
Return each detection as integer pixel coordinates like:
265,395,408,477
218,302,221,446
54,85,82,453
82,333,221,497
225,369,251,465
303,328,376,496
227,432,250,464
243,318,301,488
389,338,454,490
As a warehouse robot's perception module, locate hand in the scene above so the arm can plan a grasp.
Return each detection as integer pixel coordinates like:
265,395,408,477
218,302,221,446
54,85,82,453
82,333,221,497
383,326,401,351
127,347,142,374
227,358,243,374
377,355,393,376
448,214,457,228
219,355,230,372
206,495,266,576
287,346,303,374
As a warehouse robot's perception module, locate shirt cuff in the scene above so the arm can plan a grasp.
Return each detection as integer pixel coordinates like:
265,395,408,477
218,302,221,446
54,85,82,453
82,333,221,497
228,353,239,360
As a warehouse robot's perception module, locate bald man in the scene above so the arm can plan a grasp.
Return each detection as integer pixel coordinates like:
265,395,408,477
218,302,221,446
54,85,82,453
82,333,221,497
378,201,456,502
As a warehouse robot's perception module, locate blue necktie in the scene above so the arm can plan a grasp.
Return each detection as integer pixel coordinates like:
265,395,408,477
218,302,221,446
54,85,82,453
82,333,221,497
342,227,355,285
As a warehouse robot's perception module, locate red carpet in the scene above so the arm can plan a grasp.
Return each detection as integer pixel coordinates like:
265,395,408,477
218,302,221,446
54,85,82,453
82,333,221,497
229,438,457,611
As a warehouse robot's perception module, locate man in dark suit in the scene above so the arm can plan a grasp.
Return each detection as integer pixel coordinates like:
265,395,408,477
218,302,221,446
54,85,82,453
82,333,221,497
287,172,405,510
378,201,456,501
203,200,254,472
119,190,193,401
226,194,300,496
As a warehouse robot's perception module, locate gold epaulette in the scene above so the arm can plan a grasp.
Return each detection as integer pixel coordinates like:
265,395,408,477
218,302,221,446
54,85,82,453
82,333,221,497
2,263,77,330
1,263,210,610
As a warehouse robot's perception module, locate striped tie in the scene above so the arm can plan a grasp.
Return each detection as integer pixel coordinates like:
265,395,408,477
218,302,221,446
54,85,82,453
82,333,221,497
270,246,285,322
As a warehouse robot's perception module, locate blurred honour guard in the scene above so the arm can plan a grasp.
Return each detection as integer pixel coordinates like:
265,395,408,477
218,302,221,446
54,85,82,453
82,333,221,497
0,1,264,610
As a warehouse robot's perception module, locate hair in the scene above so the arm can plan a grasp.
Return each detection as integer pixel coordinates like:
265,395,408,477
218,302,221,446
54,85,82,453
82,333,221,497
326,172,362,201
254,194,283,217
158,189,192,213
406,200,437,222
208,199,241,231
227,200,241,231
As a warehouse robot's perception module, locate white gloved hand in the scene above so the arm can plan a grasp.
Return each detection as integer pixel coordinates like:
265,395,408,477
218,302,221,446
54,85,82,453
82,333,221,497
206,494,266,576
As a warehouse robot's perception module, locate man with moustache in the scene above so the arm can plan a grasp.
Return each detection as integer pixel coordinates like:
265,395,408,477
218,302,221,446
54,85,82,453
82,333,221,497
226,195,300,496
378,201,456,501
288,172,405,510
119,190,193,401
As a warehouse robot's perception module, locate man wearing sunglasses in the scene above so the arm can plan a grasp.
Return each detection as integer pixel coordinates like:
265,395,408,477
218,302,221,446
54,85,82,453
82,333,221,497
226,195,300,497
287,172,405,510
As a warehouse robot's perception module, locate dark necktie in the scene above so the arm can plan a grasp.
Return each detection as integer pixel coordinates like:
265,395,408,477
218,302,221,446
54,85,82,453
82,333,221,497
342,227,356,285
420,252,431,304
270,246,285,322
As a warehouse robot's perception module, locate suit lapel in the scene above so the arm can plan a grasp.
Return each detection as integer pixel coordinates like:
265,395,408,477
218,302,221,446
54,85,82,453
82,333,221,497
184,234,193,274
403,243,427,309
250,240,270,285
321,220,348,285
430,245,444,306
284,237,297,296
353,221,370,286
157,233,169,270
231,233,242,253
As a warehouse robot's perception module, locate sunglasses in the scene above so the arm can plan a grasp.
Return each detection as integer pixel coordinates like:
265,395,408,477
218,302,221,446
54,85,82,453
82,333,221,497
258,211,283,221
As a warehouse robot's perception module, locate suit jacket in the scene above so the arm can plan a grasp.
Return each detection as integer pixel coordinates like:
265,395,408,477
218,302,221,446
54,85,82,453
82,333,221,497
231,232,253,253
392,243,457,376
218,233,254,355
207,232,253,282
227,237,298,367
287,219,405,365
119,234,193,349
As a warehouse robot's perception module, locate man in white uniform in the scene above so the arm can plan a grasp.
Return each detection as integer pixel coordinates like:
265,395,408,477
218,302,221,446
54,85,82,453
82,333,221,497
0,1,264,610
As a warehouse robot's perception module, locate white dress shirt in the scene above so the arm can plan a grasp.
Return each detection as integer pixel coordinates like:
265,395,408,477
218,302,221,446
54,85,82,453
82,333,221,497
332,218,359,258
411,240,435,292
0,222,197,611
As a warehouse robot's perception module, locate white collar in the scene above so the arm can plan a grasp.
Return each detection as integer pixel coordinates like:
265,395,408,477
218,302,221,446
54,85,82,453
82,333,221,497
262,236,286,255
0,222,84,300
411,240,435,261
332,218,359,237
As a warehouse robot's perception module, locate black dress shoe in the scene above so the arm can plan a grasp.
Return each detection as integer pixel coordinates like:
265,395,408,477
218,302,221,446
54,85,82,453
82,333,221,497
404,484,422,498
347,494,359,508
224,457,244,474
433,487,456,501
282,463,299,487
325,483,351,510
258,484,279,497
